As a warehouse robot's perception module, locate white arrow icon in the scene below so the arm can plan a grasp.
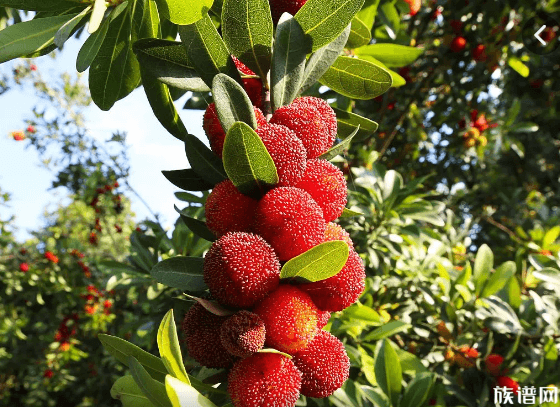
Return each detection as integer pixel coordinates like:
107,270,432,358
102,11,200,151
535,25,547,45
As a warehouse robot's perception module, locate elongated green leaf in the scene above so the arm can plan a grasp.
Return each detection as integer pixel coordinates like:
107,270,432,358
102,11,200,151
131,0,160,41
222,122,278,198
294,0,365,51
281,241,349,282
0,0,86,11
111,376,157,407
361,385,391,407
154,0,213,25
213,74,257,132
0,14,78,64
357,53,406,88
99,334,167,382
299,24,350,94
162,169,214,191
319,56,392,100
184,134,227,185
175,192,205,204
400,373,434,407
165,375,218,407
134,39,209,92
319,126,359,160
374,339,402,406
378,2,399,39
174,205,216,242
178,12,242,89
480,261,516,298
150,257,207,292
355,0,380,29
222,0,273,81
333,107,378,139
89,0,107,33
271,14,310,111
473,244,493,296
157,310,190,385
128,357,172,407
508,57,529,77
341,207,364,217
54,5,91,48
363,320,411,341
346,16,371,48
355,44,423,67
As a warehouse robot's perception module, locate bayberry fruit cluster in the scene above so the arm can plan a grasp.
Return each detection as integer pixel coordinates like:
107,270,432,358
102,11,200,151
183,96,366,407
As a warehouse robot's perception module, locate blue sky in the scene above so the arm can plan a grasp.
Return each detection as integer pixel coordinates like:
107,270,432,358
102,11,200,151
0,37,206,241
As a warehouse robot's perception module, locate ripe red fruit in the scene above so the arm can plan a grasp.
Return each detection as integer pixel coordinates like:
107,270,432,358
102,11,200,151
473,44,487,62
205,180,258,238
296,159,347,222
44,369,54,379
270,97,337,159
450,36,467,52
486,354,504,376
232,56,263,108
220,311,266,357
19,263,29,272
293,330,350,398
103,300,113,310
298,250,365,312
403,0,421,16
317,310,331,329
203,103,266,158
255,123,307,187
324,223,354,248
11,130,25,141
228,353,302,407
473,114,489,132
269,0,308,23
254,285,319,354
44,251,59,264
495,376,519,394
26,125,36,133
253,187,326,261
204,232,280,308
182,303,235,368
89,232,98,245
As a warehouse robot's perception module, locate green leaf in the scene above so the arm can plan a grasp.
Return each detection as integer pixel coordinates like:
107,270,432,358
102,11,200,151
319,56,392,100
0,0,86,11
222,121,278,199
130,0,161,41
178,12,242,89
388,68,406,87
509,122,539,133
99,334,167,382
294,0,365,51
341,207,364,217
271,14,310,111
0,13,78,64
150,257,207,292
473,244,493,296
395,348,428,375
89,5,141,110
355,44,424,68
333,107,378,139
222,0,273,81
363,320,411,341
508,57,530,77
133,39,209,92
374,339,402,406
212,73,257,132
165,375,218,407
89,0,107,33
378,2,399,39
54,5,91,48
111,376,157,407
319,126,359,160
128,356,173,407
157,310,190,385
162,169,214,191
346,16,371,48
299,24,350,94
361,385,391,407
154,0,213,25
355,0,380,29
184,134,227,186
400,373,435,407
76,4,117,72
480,261,516,298
174,205,216,242
280,241,349,282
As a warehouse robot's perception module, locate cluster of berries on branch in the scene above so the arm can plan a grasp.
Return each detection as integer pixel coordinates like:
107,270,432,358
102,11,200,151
461,110,495,148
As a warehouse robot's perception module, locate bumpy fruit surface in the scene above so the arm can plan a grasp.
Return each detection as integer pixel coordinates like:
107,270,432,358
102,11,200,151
403,0,421,15
204,232,280,308
256,123,307,187
228,353,302,407
324,223,354,248
317,310,331,329
254,187,326,261
182,303,235,368
232,56,263,108
495,376,519,394
220,311,266,357
203,103,266,158
485,354,504,376
450,36,467,52
293,330,350,398
473,44,487,61
254,285,319,354
299,250,365,312
296,159,347,222
270,97,337,159
269,0,308,23
205,180,258,237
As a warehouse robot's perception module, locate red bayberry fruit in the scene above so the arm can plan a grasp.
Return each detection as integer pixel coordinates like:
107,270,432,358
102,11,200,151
473,44,487,61
26,125,36,133
19,263,29,272
30,64,37,71
254,285,319,354
89,232,98,245
182,303,235,368
403,0,421,16
269,0,308,23
44,251,59,264
103,300,113,309
44,369,54,379
253,187,326,261
317,310,331,329
205,180,258,237
11,130,25,141
298,250,365,312
255,123,307,187
270,97,337,159
228,353,302,407
85,304,97,315
203,103,266,158
450,36,467,52
232,56,263,108
324,223,354,248
220,311,266,357
60,342,71,352
204,232,280,308
296,159,347,222
473,114,489,132
293,330,350,398
486,354,504,376
495,376,519,394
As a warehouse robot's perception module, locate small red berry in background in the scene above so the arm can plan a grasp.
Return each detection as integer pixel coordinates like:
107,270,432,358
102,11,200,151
19,263,29,272
85,304,97,315
403,0,421,16
43,369,54,379
114,224,123,233
113,181,119,188
485,354,504,376
60,342,71,352
103,300,113,310
19,248,27,255
44,251,59,264
89,232,98,245
472,44,487,62
11,130,25,141
495,376,520,394
30,64,37,71
450,36,467,52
